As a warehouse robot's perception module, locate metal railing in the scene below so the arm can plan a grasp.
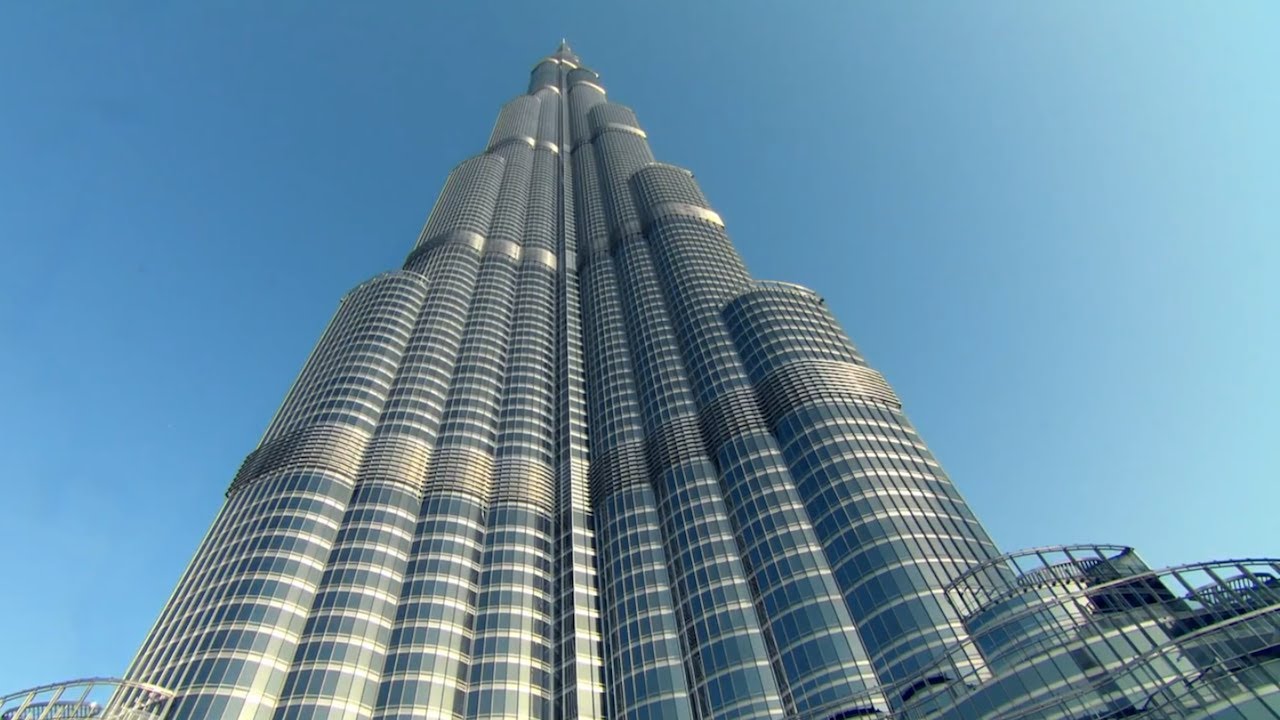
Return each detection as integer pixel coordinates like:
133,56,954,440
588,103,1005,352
0,679,172,720
918,552,1280,719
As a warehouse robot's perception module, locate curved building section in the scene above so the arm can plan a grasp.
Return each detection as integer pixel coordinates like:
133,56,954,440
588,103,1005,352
588,104,651,244
724,281,1002,692
582,102,791,717
487,95,541,153
270,265,473,720
376,142,527,717
568,70,605,151
136,470,354,720
129,271,431,720
630,160,885,717
579,256,695,720
258,272,430,446
411,155,505,259
572,85,695,715
610,199,787,717
272,478,421,720
529,61,559,96
465,103,562,720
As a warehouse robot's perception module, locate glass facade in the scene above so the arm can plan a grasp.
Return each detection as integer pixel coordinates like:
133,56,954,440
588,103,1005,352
118,42,1279,720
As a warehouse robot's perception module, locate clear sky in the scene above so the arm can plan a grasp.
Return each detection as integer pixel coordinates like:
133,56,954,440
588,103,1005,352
0,0,1276,691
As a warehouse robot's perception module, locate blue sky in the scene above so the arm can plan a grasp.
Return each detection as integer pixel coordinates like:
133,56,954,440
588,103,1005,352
0,0,1276,691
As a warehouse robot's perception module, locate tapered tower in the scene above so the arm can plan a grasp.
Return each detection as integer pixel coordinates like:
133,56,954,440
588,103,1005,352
113,42,1280,720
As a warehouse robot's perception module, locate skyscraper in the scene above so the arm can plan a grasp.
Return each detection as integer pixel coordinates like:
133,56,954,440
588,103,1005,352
113,42,1279,720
